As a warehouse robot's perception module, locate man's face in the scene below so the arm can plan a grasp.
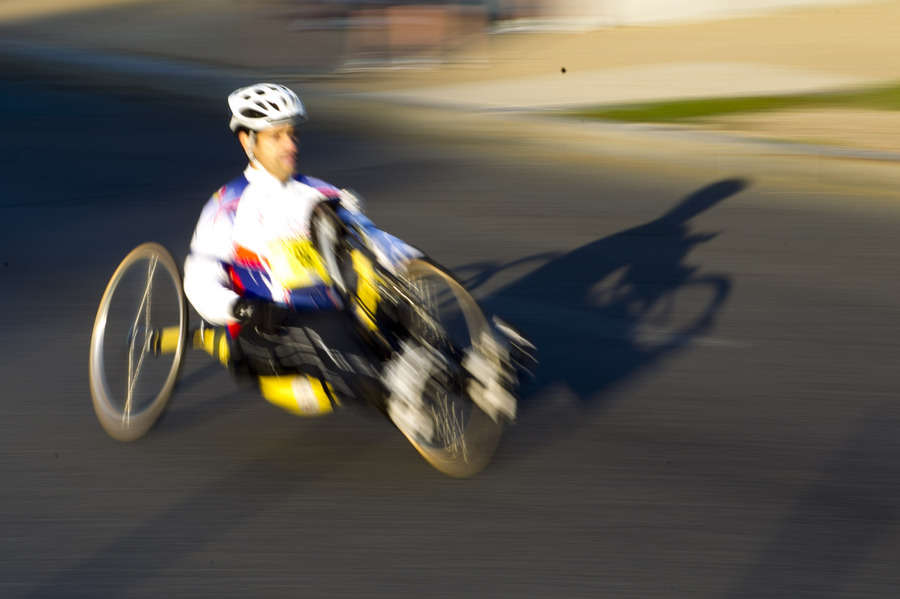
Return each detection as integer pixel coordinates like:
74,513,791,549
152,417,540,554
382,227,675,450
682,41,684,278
245,124,299,181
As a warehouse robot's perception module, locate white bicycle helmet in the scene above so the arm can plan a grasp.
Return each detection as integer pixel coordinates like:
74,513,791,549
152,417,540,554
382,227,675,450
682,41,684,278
228,83,307,133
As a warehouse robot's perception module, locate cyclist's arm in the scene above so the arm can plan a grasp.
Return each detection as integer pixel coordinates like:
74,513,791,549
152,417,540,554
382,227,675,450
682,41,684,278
298,175,423,270
184,196,240,326
334,190,423,271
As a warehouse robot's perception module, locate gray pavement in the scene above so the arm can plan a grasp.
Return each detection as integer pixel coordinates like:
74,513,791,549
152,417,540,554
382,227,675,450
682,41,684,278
4,66,900,599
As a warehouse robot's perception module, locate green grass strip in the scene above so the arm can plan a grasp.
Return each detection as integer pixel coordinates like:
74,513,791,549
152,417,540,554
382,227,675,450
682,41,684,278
565,82,900,123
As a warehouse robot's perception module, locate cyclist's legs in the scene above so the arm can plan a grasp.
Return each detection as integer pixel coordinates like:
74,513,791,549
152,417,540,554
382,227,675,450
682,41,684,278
233,310,386,415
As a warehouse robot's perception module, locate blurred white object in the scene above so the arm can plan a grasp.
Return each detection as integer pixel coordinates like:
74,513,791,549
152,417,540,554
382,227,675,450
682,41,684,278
338,188,365,213
494,0,876,28
463,332,517,422
384,341,436,442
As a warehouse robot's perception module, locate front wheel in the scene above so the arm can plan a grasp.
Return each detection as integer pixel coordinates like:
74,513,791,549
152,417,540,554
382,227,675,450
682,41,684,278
89,243,188,441
397,259,509,478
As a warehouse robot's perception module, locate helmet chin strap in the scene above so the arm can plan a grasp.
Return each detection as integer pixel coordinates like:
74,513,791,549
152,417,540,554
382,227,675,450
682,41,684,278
247,130,263,169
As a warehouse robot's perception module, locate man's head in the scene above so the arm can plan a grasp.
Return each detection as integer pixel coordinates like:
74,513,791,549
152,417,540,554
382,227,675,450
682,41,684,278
228,83,307,182
237,125,299,183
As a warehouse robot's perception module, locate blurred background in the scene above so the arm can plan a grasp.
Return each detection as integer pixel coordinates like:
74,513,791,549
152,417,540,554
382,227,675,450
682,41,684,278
5,1,900,598
3,0,900,150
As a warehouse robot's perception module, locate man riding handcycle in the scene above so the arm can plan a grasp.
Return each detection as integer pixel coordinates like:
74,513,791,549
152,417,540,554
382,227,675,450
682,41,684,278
89,83,533,477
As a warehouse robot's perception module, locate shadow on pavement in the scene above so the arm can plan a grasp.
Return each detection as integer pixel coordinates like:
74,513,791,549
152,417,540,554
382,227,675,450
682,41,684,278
726,402,900,599
472,178,744,447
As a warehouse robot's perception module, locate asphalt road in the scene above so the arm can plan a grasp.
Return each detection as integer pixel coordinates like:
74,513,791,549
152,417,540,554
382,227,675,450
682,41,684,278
3,72,900,599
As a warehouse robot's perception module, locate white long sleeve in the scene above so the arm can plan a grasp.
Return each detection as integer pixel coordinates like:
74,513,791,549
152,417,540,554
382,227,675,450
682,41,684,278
184,186,242,325
184,252,239,326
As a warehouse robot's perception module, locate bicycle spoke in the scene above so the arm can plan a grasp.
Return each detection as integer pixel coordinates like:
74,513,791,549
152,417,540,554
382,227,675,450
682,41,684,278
125,346,149,420
124,256,157,421
430,386,467,459
411,277,448,348
125,327,136,421
144,258,154,344
406,273,473,453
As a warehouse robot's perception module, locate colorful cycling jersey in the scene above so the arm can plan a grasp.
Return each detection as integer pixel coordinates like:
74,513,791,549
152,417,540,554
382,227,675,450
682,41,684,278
184,165,420,326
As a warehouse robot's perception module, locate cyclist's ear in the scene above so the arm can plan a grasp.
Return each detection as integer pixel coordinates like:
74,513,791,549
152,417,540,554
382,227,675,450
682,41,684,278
237,129,255,160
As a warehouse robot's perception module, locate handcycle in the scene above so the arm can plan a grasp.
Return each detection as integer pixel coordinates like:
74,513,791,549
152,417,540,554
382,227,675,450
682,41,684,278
88,203,533,477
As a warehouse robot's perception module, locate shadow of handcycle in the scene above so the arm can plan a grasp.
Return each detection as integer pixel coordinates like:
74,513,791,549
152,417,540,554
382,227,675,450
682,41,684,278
455,178,743,447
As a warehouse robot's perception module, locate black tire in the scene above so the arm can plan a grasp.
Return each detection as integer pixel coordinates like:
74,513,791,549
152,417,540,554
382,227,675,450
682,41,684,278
399,259,507,478
89,243,188,441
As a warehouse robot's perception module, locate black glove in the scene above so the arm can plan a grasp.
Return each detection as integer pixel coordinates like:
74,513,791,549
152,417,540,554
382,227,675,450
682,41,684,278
231,297,287,332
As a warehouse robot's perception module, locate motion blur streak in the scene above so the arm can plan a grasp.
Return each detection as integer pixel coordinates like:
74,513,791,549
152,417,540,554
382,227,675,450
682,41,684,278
5,1,900,597
4,68,900,598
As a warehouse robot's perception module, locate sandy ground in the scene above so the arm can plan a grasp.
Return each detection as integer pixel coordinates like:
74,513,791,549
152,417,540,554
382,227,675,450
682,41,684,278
706,109,900,154
0,0,148,22
352,1,900,89
3,0,900,155
6,1,900,84
327,0,900,154
361,63,872,109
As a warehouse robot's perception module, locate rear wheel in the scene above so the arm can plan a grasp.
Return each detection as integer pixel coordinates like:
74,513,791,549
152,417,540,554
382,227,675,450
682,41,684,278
89,243,187,441
399,259,507,478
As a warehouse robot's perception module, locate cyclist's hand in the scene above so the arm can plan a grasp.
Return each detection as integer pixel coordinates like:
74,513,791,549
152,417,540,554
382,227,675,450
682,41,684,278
367,230,423,275
338,188,365,213
232,297,286,332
